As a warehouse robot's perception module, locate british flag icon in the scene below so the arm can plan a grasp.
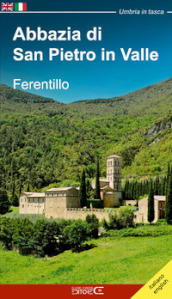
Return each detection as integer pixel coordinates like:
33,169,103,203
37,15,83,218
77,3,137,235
1,2,14,11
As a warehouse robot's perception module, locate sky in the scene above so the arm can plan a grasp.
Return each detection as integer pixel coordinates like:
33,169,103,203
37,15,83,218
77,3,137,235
0,0,172,103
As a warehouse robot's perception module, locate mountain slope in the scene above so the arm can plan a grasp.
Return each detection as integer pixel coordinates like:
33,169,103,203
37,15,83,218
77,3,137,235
68,78,172,119
1,78,172,118
0,84,65,115
0,79,172,196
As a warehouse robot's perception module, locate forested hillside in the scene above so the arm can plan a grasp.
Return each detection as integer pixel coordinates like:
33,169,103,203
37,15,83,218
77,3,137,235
69,78,172,119
0,79,172,197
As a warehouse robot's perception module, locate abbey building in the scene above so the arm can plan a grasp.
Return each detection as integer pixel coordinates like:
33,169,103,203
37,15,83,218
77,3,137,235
19,155,122,218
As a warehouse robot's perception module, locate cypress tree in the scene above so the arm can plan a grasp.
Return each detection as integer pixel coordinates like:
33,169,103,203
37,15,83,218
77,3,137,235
95,157,100,199
147,180,154,224
137,181,141,199
12,193,19,207
128,181,132,200
146,180,149,195
79,170,87,207
27,184,30,192
0,188,10,215
143,180,147,195
125,180,129,199
140,181,143,197
154,176,159,195
165,164,172,224
162,176,166,195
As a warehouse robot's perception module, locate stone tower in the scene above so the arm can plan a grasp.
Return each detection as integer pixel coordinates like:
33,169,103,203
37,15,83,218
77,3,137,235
106,155,122,206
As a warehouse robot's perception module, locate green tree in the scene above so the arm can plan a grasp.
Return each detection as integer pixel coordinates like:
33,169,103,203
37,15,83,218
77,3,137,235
86,214,99,239
118,208,134,228
0,188,10,215
147,181,154,224
0,218,13,249
165,164,172,224
154,176,159,195
79,170,87,207
95,156,100,199
63,220,88,251
12,193,19,207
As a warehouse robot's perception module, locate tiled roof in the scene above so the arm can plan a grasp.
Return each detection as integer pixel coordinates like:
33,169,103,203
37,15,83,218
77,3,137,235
28,193,45,198
100,186,114,191
45,187,76,192
23,192,34,195
107,155,121,158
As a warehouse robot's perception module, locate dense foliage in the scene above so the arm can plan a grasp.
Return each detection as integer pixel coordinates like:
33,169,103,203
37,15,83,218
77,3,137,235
0,215,99,256
123,175,167,200
0,80,172,200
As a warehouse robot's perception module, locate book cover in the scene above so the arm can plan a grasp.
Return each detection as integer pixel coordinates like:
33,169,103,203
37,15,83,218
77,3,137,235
0,1,172,298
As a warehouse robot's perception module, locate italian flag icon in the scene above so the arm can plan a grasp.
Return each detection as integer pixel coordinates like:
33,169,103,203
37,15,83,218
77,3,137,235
14,2,27,11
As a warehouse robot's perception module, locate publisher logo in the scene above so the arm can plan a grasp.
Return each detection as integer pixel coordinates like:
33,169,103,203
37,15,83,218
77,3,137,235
71,286,104,295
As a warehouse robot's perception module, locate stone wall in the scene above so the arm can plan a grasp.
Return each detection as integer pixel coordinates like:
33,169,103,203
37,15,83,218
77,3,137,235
45,196,67,219
65,208,115,221
45,195,79,219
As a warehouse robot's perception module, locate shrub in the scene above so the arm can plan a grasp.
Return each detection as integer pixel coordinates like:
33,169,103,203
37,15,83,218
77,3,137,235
62,220,88,251
118,208,134,228
103,209,134,231
109,213,120,229
102,218,109,230
156,219,167,226
86,214,99,239
103,225,172,238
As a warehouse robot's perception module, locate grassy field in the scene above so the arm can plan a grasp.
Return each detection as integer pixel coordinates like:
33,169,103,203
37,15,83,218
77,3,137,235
0,234,172,284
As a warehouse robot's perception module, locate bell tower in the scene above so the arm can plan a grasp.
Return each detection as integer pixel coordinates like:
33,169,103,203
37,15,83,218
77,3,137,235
106,155,122,206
